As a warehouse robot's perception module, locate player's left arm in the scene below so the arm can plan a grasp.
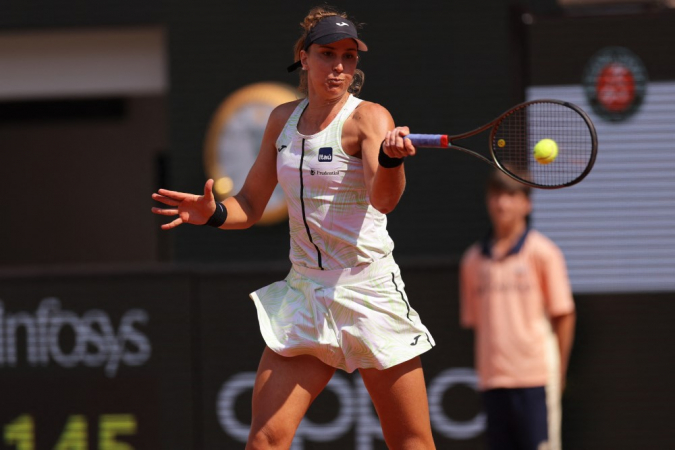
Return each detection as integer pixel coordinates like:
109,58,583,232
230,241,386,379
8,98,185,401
355,102,416,214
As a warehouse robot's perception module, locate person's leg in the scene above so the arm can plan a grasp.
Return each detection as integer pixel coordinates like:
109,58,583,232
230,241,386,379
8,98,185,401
358,356,436,450
482,389,518,450
246,347,336,450
545,374,562,450
512,387,549,450
545,325,562,450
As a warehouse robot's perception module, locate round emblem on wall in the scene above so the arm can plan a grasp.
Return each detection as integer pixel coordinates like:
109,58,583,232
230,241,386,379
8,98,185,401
204,82,299,225
582,47,648,122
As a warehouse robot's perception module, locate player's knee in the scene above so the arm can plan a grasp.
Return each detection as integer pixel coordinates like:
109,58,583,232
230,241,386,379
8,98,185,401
385,433,436,450
246,422,294,450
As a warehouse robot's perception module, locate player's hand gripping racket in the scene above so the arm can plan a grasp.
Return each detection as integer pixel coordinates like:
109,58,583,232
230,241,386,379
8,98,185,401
406,99,598,189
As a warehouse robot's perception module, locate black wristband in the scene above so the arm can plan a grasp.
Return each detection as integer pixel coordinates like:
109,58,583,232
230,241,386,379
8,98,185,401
205,202,228,228
378,142,406,168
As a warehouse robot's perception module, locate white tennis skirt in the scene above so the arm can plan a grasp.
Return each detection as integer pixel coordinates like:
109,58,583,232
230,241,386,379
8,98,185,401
249,253,435,372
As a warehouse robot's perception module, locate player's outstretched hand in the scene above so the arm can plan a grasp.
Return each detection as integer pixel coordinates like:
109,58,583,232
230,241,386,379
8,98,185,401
151,179,217,230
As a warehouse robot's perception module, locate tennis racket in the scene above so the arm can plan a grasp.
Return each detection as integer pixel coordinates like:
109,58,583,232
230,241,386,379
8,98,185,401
406,99,598,189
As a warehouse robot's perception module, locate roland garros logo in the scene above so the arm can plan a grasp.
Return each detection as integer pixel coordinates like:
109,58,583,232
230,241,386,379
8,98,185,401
582,47,648,122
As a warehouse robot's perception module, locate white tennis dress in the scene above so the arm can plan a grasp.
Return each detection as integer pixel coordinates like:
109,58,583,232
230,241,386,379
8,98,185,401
250,95,434,372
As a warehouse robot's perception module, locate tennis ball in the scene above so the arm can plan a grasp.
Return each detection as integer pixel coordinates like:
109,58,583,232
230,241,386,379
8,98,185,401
534,139,558,164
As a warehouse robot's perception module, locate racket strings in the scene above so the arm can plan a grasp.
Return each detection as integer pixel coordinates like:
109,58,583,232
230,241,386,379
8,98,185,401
492,101,595,187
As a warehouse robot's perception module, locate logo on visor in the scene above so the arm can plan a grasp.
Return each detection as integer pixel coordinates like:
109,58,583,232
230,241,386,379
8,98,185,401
318,147,333,162
336,22,349,27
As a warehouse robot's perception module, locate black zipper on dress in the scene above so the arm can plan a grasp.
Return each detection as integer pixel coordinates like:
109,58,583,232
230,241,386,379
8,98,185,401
299,138,324,270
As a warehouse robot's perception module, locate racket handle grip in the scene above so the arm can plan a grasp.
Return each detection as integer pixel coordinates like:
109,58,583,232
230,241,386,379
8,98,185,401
405,134,449,148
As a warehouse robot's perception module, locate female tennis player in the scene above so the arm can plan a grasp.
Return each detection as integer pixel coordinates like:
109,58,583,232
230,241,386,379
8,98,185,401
152,6,436,449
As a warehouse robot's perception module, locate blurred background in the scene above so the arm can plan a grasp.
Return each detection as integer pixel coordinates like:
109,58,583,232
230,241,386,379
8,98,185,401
1,0,674,448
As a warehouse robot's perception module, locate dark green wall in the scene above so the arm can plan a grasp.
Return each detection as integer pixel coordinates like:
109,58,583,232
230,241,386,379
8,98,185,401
0,0,559,267
530,9,675,85
164,1,538,264
0,0,163,29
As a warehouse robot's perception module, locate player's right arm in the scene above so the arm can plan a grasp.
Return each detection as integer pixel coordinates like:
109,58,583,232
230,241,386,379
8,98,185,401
152,101,297,230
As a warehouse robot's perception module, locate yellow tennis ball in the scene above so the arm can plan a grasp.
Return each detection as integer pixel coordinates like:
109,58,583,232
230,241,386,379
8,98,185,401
534,139,558,164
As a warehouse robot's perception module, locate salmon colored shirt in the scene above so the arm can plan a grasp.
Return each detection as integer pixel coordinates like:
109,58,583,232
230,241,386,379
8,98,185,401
460,228,575,390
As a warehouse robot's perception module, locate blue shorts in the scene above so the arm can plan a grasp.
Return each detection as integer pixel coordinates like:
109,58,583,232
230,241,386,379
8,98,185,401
482,387,548,450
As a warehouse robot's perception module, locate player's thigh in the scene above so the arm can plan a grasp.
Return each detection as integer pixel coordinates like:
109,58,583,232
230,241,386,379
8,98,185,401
249,347,336,442
359,356,436,449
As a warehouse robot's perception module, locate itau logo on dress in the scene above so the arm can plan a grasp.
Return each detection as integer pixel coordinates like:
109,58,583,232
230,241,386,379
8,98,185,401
318,147,333,162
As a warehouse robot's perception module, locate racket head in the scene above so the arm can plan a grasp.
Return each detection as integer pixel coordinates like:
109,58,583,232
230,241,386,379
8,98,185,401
489,99,598,189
